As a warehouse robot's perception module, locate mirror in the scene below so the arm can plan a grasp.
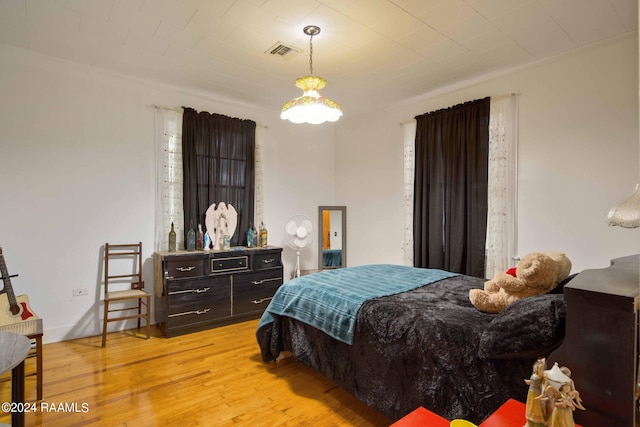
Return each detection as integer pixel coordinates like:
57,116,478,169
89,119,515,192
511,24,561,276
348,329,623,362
318,206,346,269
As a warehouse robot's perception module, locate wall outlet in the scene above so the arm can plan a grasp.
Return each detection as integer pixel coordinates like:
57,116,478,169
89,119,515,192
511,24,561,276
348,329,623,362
73,288,88,297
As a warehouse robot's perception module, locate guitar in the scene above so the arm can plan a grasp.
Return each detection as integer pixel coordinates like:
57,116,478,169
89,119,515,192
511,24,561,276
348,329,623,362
0,246,38,325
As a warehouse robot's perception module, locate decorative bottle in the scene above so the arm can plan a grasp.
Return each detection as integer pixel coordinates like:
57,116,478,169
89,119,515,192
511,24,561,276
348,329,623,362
252,223,258,245
259,221,268,248
247,222,254,248
187,220,196,251
168,222,177,252
196,223,204,250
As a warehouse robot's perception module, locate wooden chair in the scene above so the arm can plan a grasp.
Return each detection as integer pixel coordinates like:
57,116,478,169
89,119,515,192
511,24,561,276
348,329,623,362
101,242,151,348
0,319,43,401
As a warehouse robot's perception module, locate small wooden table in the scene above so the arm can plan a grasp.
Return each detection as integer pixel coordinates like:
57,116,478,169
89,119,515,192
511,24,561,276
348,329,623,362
0,319,43,400
0,331,31,427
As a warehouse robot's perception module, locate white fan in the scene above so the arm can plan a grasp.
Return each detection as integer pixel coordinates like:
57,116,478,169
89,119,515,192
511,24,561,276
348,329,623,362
283,215,314,278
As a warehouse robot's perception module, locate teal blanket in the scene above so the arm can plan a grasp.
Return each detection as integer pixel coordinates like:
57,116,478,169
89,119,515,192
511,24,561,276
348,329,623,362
257,264,459,344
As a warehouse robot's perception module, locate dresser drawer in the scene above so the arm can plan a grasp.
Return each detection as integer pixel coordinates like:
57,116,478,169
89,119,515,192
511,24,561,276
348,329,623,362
211,255,249,274
165,257,205,279
253,251,282,270
168,275,228,295
166,302,230,328
233,270,283,315
167,278,231,325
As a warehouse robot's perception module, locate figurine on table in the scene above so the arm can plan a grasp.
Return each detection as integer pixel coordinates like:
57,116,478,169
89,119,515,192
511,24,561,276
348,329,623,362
525,360,584,427
524,358,547,427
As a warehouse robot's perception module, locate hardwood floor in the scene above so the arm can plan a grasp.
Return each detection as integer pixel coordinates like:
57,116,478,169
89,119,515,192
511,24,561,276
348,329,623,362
0,319,392,426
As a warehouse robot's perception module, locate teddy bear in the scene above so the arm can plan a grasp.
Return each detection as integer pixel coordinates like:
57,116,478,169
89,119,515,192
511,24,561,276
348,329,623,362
469,251,571,314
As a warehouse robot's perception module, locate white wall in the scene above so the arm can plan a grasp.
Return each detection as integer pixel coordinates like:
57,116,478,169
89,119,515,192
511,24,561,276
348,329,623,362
0,44,334,343
2,33,638,343
336,34,639,274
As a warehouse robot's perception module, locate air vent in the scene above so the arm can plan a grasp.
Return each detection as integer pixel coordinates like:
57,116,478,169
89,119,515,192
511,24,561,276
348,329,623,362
265,42,301,59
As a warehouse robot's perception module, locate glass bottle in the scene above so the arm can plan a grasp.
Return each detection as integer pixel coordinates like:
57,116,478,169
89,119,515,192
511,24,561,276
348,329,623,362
196,223,204,250
247,221,254,248
168,222,176,252
187,220,196,251
252,223,258,245
259,221,268,248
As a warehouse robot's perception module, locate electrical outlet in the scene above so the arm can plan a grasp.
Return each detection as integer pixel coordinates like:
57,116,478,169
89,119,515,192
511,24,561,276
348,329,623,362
73,288,88,297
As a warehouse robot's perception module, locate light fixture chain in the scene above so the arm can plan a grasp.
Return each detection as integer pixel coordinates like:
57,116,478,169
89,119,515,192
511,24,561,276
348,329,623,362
309,33,314,75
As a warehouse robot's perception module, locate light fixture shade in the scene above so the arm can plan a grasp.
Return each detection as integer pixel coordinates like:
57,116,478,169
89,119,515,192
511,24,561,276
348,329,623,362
281,75,343,124
607,184,640,228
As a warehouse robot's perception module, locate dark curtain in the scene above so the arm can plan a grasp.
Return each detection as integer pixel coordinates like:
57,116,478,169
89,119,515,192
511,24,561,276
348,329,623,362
413,97,490,277
182,107,256,247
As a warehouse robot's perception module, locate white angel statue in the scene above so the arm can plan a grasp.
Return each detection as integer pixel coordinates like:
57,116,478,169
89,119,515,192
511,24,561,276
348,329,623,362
205,202,238,250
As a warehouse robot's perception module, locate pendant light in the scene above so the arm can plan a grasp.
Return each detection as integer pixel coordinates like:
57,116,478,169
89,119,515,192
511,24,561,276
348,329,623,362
607,184,640,228
281,25,343,124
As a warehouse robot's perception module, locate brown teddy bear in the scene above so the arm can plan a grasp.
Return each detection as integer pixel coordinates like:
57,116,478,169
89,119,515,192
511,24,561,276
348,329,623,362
469,251,571,313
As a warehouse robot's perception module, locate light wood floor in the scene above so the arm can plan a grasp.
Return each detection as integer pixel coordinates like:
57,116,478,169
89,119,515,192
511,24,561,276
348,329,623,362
0,319,392,426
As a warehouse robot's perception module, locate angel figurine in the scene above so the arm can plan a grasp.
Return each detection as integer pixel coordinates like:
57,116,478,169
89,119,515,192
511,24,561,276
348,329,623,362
532,362,584,427
524,359,547,427
205,202,238,250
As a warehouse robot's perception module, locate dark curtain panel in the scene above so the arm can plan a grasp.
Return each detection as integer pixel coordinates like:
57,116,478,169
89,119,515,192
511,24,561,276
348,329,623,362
182,107,256,248
413,97,490,277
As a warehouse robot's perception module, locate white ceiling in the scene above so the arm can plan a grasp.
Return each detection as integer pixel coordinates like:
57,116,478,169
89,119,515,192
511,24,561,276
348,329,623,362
0,0,637,117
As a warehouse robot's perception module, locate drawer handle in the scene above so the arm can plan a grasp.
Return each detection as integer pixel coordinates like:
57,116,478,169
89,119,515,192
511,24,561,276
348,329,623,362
168,308,211,318
262,258,275,264
176,266,196,272
251,297,273,305
218,261,244,268
251,277,282,286
169,287,211,295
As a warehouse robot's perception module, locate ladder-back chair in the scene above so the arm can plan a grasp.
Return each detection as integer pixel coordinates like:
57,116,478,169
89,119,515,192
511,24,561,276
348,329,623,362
102,242,150,347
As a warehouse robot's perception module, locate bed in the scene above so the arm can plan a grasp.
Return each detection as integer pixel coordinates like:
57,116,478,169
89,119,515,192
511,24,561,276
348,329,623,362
256,264,570,423
322,249,343,267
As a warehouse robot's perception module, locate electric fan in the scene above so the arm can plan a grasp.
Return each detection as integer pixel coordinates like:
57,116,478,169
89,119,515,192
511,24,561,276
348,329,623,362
283,215,314,278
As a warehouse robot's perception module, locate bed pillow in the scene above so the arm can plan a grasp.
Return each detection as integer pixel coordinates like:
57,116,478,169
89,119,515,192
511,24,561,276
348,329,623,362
478,294,567,359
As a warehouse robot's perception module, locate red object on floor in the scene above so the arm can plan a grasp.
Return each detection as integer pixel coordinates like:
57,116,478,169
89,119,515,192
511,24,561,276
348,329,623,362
390,399,585,427
479,399,583,427
390,406,450,427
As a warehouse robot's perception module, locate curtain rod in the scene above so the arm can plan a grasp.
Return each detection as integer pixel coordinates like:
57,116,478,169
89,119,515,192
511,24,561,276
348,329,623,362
150,104,268,128
399,92,517,125
151,104,183,113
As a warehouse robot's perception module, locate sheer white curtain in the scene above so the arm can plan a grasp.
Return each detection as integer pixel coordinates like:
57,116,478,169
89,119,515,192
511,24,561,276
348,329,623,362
485,95,518,278
403,121,416,266
254,124,265,227
155,107,184,252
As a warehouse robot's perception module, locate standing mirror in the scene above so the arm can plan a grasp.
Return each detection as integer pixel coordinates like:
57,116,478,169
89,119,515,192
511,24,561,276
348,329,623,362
318,206,347,269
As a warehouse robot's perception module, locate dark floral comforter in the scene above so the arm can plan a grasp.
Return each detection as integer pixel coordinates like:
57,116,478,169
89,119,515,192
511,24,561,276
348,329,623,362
256,274,567,423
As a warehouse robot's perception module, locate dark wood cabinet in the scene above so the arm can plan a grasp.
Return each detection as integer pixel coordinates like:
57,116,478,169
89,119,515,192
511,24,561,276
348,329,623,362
154,247,283,337
549,254,639,427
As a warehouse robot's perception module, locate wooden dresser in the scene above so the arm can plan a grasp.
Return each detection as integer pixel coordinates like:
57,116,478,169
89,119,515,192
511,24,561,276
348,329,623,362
154,247,283,337
549,254,639,427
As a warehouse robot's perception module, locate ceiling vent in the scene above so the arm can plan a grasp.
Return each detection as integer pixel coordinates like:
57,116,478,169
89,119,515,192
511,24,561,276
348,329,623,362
265,42,301,60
